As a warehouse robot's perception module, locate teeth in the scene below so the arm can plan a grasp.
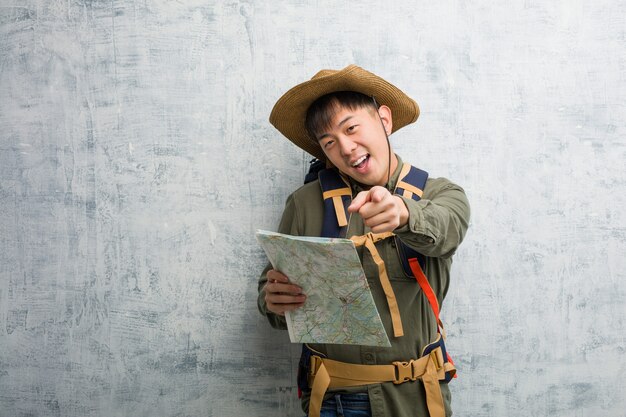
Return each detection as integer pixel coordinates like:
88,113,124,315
352,155,367,167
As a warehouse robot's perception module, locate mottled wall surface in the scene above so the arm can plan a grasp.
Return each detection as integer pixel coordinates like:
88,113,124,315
0,1,624,416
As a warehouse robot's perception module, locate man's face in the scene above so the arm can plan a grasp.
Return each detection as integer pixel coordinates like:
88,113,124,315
317,104,395,186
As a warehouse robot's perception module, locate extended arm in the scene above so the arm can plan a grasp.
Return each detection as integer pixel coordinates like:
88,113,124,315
394,178,470,258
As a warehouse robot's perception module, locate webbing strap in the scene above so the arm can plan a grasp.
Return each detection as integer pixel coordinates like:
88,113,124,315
322,188,352,199
395,163,427,202
411,261,457,378
322,188,352,228
398,181,424,199
409,258,445,337
319,170,352,237
308,360,330,417
307,348,447,417
422,358,446,417
349,232,403,338
332,197,348,227
398,162,412,179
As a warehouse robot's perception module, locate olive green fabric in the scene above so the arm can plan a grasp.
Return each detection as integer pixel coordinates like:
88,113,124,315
257,155,470,417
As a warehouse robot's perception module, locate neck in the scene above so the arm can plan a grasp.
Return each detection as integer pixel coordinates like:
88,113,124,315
388,152,399,180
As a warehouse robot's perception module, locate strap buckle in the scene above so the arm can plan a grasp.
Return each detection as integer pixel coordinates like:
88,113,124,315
392,360,417,384
393,348,444,384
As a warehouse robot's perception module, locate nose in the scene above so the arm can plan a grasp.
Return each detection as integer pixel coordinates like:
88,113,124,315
338,136,356,156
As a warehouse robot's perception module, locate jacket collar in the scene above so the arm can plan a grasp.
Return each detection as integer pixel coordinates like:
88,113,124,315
347,154,405,195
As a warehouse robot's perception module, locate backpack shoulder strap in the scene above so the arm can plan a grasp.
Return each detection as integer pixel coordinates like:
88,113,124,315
318,169,352,238
394,163,430,273
395,163,428,201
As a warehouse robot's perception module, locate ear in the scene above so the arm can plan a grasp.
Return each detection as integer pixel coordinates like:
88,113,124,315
377,105,393,135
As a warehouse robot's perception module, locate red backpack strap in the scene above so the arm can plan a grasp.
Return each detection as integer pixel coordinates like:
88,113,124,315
408,258,444,334
409,257,457,379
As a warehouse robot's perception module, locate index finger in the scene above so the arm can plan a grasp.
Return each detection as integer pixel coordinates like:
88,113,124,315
348,190,371,213
369,186,388,203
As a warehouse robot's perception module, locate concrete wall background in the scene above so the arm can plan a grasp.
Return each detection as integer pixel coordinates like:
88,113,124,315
1,1,624,416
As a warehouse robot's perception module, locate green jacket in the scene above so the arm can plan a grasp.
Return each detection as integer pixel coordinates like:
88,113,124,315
258,155,471,417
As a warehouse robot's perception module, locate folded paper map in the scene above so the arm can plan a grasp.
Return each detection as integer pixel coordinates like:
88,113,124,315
256,230,390,347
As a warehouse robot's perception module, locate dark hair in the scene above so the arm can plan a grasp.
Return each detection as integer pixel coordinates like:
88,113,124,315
305,91,378,143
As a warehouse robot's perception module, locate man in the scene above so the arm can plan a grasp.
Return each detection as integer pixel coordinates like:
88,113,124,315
258,65,470,417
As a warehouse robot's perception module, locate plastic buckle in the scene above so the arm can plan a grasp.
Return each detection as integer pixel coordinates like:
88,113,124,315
393,360,416,384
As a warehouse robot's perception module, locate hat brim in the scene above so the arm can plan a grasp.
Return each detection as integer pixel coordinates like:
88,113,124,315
269,65,420,160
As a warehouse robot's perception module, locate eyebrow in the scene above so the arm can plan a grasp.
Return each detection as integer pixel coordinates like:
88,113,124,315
317,115,355,141
337,114,354,128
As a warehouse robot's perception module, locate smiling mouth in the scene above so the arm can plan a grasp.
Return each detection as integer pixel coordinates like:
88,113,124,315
351,155,369,169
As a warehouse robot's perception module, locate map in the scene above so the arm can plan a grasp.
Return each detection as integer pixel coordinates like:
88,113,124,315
256,230,390,347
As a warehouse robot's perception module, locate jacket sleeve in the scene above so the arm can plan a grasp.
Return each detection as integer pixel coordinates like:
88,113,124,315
257,193,301,330
394,178,470,258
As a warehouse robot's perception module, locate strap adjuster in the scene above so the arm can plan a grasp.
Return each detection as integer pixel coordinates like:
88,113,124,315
429,349,443,371
310,355,323,376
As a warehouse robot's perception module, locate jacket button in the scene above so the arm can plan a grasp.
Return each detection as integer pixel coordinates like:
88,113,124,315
364,353,374,362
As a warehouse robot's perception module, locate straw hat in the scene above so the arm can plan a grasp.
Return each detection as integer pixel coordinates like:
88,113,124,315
269,64,420,160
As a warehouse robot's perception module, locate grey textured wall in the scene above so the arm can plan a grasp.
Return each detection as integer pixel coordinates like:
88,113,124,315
1,1,625,416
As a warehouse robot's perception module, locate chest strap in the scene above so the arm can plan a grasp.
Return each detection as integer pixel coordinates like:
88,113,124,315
307,343,454,417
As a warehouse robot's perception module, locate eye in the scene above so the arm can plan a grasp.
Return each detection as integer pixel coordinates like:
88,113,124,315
347,125,358,133
321,139,334,149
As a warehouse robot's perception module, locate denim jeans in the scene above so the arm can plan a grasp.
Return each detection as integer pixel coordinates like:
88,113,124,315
317,393,371,417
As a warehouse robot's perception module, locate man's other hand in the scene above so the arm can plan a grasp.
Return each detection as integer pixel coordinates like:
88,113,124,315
264,269,306,316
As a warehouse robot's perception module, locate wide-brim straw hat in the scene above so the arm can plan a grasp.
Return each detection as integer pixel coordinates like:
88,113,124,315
269,64,420,160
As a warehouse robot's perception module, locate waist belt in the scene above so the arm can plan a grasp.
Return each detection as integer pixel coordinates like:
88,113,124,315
307,346,455,417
